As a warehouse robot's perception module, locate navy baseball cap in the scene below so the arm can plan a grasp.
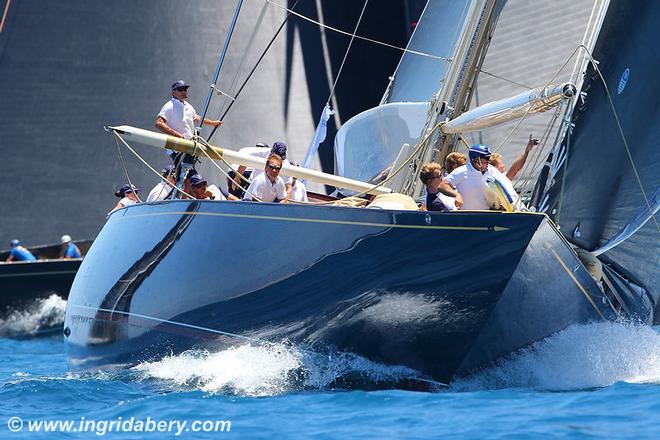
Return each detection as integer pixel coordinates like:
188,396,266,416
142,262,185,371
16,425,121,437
115,184,140,198
189,174,207,187
171,80,190,91
161,164,176,176
271,141,287,159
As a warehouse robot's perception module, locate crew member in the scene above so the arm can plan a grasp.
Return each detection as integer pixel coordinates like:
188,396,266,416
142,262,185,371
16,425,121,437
439,144,518,210
60,235,82,259
232,142,290,192
111,184,141,212
489,134,539,180
146,165,176,202
155,80,223,196
189,174,238,201
419,162,456,211
6,239,36,262
243,154,288,203
228,142,269,198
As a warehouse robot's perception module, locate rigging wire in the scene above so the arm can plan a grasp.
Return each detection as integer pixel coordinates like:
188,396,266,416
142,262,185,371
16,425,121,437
207,0,303,143
491,44,585,154
193,135,263,202
112,132,194,200
113,135,143,203
513,105,562,198
324,0,369,109
265,0,450,62
478,69,532,90
216,0,271,118
577,44,660,233
198,0,245,132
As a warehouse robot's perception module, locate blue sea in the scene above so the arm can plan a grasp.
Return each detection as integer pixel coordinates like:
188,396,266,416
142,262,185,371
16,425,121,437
1,296,659,439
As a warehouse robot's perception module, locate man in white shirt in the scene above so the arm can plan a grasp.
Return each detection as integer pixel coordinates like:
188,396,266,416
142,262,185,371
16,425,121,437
439,144,518,210
243,154,289,203
228,142,269,198
188,174,238,201
231,142,291,193
146,165,176,202
155,80,223,196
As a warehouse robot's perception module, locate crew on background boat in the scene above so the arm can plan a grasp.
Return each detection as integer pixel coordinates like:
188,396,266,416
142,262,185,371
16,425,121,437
155,80,223,194
5,239,36,262
60,235,82,259
228,142,269,198
232,142,290,194
111,184,141,214
489,134,539,180
444,152,467,174
243,154,289,203
146,165,176,202
188,174,238,201
419,162,456,212
439,144,518,210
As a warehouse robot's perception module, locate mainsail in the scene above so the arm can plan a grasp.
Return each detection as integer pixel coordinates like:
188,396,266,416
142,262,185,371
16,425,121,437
537,0,660,305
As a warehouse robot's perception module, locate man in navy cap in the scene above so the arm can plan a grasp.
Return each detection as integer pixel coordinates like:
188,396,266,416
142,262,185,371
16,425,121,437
232,141,291,192
146,165,176,202
156,80,223,140
155,80,223,197
188,174,238,201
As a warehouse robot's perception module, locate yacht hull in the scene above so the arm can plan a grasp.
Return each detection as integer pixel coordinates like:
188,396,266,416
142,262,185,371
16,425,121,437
64,201,613,382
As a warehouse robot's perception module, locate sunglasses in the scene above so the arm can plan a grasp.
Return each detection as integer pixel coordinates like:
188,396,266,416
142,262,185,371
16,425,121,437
267,164,281,171
174,87,188,92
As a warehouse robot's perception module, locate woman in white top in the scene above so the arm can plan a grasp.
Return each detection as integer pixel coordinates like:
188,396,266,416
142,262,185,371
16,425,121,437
112,184,141,212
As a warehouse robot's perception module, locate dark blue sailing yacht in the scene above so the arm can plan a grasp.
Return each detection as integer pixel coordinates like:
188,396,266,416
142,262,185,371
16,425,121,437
64,0,657,384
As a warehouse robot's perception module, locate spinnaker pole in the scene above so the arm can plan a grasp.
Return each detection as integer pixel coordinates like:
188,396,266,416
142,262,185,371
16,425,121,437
108,125,393,196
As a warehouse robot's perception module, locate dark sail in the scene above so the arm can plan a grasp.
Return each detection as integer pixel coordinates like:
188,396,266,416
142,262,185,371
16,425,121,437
538,0,660,306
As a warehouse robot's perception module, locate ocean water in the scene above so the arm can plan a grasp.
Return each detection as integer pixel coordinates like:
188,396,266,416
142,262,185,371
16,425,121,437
1,299,659,439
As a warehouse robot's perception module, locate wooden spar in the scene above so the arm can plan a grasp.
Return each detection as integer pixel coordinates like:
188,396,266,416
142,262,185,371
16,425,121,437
108,125,393,196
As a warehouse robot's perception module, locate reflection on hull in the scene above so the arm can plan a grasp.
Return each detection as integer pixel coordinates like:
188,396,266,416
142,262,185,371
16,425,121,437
64,201,616,383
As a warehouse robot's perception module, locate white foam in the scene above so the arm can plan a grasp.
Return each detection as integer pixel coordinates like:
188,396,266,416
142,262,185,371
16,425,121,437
132,342,420,396
0,294,67,337
452,321,660,391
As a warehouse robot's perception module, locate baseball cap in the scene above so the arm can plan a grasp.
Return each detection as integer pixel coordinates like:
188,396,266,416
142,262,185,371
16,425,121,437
171,80,190,91
271,141,287,159
189,174,207,187
115,184,140,198
61,235,72,244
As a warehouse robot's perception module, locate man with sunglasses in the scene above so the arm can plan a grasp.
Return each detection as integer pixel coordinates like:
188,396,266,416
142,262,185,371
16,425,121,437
242,154,289,203
438,144,518,210
155,80,223,197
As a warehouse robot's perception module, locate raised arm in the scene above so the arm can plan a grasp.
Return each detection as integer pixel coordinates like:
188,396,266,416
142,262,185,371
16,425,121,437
507,134,538,180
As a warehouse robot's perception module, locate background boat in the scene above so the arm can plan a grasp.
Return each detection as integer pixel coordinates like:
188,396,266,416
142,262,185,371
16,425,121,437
0,240,92,336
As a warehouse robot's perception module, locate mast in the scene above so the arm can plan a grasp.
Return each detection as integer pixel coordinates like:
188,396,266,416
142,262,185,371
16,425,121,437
394,0,508,197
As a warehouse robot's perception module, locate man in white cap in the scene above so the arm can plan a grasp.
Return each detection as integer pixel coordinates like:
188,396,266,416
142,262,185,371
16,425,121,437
60,235,82,259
